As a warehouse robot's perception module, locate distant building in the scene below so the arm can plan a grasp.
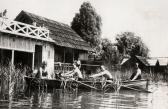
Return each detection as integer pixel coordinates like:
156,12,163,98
120,55,168,73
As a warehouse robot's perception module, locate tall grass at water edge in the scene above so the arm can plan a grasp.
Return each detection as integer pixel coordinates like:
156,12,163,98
0,64,28,101
109,69,168,83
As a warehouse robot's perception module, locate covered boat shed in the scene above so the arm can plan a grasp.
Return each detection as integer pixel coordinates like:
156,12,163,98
0,10,93,78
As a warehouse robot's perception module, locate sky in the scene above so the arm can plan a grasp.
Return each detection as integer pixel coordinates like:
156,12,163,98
0,0,168,57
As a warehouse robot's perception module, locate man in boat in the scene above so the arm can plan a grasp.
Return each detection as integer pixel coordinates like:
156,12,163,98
89,65,113,82
61,61,83,81
34,61,48,79
130,63,142,81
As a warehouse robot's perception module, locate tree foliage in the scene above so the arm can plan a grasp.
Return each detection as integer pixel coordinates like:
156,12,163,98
99,38,120,65
71,2,102,47
116,32,149,57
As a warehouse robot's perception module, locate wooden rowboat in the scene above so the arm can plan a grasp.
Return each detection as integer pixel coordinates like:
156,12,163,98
24,76,149,92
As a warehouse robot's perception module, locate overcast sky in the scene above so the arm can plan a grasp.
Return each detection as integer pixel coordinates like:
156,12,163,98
1,0,168,57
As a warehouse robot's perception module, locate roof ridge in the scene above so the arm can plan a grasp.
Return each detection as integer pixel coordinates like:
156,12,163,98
17,10,92,51
22,10,84,40
22,10,70,28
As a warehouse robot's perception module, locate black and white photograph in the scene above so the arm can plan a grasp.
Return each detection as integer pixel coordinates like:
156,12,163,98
0,0,168,109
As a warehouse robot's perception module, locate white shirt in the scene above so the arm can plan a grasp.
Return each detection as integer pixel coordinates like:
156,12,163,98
74,67,83,79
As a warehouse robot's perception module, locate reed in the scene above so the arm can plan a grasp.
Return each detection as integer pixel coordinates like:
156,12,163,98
0,63,28,101
109,69,168,83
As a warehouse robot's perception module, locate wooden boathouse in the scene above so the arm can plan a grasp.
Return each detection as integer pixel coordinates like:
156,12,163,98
121,55,168,73
0,10,93,78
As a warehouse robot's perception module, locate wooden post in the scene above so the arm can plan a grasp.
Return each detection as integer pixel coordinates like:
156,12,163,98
72,49,74,62
8,50,14,101
63,48,65,63
32,52,34,70
11,50,14,66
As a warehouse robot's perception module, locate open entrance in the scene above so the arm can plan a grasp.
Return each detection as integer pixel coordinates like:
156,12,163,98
64,48,73,63
14,51,32,69
0,49,12,66
34,45,42,69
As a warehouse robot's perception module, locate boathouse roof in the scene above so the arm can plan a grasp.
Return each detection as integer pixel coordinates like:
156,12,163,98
15,10,93,51
135,56,149,66
121,56,168,67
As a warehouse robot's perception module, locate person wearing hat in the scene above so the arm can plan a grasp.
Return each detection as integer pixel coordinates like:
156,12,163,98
130,63,142,81
62,61,83,81
90,65,113,81
34,61,48,79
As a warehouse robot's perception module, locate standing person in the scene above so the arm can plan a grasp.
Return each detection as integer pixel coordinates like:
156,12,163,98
62,62,83,81
90,65,113,81
130,63,142,81
34,61,48,79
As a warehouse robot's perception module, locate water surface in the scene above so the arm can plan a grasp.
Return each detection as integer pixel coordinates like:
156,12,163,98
0,81,168,109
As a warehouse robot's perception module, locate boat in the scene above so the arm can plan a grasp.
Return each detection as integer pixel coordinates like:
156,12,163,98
24,76,149,92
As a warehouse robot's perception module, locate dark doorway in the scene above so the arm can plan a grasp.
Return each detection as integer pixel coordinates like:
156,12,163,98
14,51,32,69
65,48,73,63
34,45,42,69
0,49,12,66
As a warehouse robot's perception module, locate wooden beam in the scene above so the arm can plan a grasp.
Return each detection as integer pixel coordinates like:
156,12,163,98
63,48,65,63
32,52,34,70
11,50,14,66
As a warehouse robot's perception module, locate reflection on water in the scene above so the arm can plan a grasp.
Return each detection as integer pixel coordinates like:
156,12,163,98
0,82,168,109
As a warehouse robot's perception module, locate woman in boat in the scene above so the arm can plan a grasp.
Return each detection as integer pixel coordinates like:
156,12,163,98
130,63,142,81
34,61,48,79
90,65,113,81
62,61,83,81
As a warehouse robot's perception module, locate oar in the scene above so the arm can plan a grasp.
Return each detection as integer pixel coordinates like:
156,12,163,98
121,85,152,93
69,78,98,90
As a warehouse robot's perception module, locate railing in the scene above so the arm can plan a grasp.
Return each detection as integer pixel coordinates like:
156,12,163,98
54,62,101,74
0,17,52,42
54,62,73,74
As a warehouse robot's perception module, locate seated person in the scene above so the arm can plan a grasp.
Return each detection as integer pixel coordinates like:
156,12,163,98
61,62,83,81
34,61,48,79
130,63,142,81
90,65,113,81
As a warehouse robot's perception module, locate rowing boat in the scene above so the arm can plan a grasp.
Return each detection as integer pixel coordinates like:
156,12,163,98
24,76,149,91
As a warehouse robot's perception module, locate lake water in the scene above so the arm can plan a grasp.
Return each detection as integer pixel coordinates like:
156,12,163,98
0,81,168,109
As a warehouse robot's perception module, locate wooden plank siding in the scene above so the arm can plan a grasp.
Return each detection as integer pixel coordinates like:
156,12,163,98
0,32,55,77
42,43,55,77
0,33,34,52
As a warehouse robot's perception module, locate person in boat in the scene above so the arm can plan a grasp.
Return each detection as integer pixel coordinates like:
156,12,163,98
61,61,83,81
130,63,142,81
34,61,48,79
89,65,113,81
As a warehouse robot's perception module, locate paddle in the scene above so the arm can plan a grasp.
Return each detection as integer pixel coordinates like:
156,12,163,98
69,78,98,90
121,85,152,93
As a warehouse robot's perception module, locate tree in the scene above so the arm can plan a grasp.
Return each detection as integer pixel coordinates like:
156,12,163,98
116,32,149,57
99,38,120,65
71,2,102,47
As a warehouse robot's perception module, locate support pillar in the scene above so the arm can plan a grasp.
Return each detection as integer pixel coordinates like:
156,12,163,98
32,52,34,70
11,50,14,66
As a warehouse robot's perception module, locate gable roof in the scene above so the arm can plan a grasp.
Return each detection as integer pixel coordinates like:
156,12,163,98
121,56,168,67
152,57,168,66
15,10,93,51
146,58,158,66
135,56,149,66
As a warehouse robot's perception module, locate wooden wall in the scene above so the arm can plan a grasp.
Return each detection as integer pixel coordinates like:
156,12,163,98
42,43,55,78
0,33,55,77
0,33,34,52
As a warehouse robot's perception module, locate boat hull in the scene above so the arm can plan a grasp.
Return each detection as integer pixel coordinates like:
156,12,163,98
24,76,148,91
